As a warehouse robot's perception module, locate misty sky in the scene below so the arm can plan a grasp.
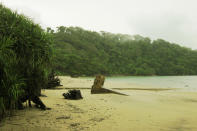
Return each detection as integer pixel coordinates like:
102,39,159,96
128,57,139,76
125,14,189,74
1,0,197,49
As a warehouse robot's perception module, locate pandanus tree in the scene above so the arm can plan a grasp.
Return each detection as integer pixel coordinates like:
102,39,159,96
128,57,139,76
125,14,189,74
0,37,24,118
0,4,52,119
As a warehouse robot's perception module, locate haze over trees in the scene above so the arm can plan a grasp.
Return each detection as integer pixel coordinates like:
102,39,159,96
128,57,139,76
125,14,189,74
51,26,197,76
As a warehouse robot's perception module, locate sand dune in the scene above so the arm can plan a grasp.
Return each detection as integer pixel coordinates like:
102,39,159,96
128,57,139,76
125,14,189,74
1,76,197,131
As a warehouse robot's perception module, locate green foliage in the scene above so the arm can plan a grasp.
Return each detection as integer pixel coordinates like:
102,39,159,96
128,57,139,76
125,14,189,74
0,4,52,119
52,26,197,76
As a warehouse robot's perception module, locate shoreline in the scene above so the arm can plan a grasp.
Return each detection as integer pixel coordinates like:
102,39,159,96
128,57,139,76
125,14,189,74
61,75,197,78
1,76,197,131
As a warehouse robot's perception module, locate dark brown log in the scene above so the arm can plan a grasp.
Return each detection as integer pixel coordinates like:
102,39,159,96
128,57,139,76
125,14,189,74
18,94,48,110
46,70,62,89
63,90,83,100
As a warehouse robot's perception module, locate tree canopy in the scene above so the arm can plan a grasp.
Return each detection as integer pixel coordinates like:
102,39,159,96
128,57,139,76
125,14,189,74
51,26,197,76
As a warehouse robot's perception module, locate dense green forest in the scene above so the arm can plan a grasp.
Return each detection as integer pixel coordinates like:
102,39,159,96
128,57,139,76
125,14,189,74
0,4,52,119
50,26,197,76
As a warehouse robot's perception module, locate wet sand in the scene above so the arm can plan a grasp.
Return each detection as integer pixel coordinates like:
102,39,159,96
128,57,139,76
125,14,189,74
1,76,197,131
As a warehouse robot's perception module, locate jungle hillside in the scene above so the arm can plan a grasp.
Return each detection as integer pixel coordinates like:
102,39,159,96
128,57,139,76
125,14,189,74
50,26,197,76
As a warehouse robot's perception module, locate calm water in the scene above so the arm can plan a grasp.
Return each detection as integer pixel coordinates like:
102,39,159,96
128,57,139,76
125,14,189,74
105,76,197,91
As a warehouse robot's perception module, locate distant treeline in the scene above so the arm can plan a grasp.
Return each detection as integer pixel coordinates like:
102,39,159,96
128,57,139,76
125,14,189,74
0,4,52,119
49,26,197,76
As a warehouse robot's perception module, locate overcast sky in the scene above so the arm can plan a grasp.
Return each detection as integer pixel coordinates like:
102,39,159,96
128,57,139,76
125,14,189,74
1,0,197,49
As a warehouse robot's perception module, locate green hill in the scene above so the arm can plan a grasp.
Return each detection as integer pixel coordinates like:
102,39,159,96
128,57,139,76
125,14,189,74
50,26,197,76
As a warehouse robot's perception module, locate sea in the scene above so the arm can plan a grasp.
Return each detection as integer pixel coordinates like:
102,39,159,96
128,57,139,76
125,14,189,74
104,76,197,92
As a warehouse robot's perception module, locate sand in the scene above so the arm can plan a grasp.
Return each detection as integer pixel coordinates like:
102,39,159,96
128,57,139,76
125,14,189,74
1,76,197,131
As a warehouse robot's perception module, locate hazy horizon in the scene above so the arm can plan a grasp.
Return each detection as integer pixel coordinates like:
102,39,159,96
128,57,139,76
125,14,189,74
1,0,197,49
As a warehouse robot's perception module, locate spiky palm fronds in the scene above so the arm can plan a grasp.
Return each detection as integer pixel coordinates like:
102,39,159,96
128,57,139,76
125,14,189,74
0,4,52,119
0,36,24,118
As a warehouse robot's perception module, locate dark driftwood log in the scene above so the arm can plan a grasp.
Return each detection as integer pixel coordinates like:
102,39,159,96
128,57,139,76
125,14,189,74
46,70,62,89
18,94,48,110
63,90,83,100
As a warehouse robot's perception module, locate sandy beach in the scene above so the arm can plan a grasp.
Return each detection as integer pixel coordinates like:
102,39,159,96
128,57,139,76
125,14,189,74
1,76,197,131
